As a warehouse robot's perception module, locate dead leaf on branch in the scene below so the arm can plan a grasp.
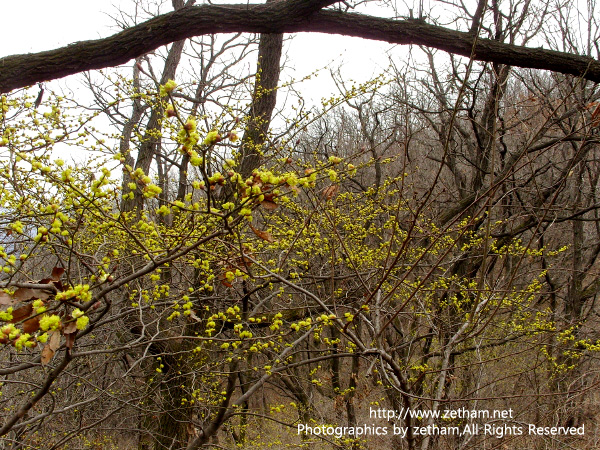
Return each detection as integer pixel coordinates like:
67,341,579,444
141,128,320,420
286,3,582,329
249,224,275,243
321,185,339,200
13,287,51,302
64,333,76,350
41,331,61,366
0,292,14,307
188,311,201,322
51,267,65,281
49,329,61,350
63,321,77,335
63,316,78,350
10,304,33,323
261,199,278,210
41,344,54,366
221,249,254,275
23,316,40,334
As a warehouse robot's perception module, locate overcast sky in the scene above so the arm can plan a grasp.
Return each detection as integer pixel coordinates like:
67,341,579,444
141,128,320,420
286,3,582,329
1,1,408,103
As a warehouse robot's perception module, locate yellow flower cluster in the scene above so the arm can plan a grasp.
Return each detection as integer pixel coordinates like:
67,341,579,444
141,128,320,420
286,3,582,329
0,307,13,322
159,79,177,97
56,284,92,303
203,130,220,146
39,314,61,331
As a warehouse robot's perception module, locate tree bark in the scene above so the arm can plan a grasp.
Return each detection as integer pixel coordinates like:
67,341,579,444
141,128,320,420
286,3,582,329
239,0,283,178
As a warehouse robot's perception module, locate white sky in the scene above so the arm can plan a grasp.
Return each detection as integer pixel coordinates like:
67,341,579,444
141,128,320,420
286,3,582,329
2,1,117,54
0,1,405,104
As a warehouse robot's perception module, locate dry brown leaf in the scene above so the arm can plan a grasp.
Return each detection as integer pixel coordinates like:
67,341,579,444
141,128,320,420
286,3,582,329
64,316,78,350
64,333,76,350
230,257,252,274
0,292,14,307
49,330,61,351
10,304,33,323
262,200,278,210
13,288,37,301
41,331,61,365
23,316,40,334
51,267,65,281
53,280,64,292
41,344,55,366
13,287,50,302
63,321,77,335
188,311,201,322
249,224,275,243
321,185,339,200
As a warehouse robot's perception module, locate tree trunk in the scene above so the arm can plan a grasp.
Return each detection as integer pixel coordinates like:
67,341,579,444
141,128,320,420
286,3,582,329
239,0,284,178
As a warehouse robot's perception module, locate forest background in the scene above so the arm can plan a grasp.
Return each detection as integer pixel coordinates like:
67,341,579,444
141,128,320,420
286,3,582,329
1,0,600,449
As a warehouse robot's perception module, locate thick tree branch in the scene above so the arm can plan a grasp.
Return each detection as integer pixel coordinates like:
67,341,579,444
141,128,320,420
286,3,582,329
1,3,599,93
0,0,336,93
